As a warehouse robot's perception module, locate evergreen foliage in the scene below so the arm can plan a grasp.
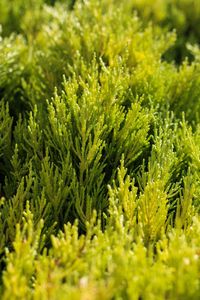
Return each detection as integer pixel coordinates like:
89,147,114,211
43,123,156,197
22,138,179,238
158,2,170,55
0,0,200,298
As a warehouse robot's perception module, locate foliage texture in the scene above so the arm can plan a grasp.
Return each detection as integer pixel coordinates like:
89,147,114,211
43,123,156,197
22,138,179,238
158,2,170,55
0,0,200,299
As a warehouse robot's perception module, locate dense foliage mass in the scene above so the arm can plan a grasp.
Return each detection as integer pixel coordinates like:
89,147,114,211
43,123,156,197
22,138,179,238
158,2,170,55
0,0,200,298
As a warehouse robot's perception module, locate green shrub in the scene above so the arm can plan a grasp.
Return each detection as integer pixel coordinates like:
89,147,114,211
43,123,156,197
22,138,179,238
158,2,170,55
0,0,200,298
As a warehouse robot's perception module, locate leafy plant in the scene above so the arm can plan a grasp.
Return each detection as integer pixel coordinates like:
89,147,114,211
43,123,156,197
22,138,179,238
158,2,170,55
0,0,200,299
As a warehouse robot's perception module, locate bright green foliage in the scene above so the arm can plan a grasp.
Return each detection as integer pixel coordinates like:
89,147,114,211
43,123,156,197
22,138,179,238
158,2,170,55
0,0,200,299
2,199,200,299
